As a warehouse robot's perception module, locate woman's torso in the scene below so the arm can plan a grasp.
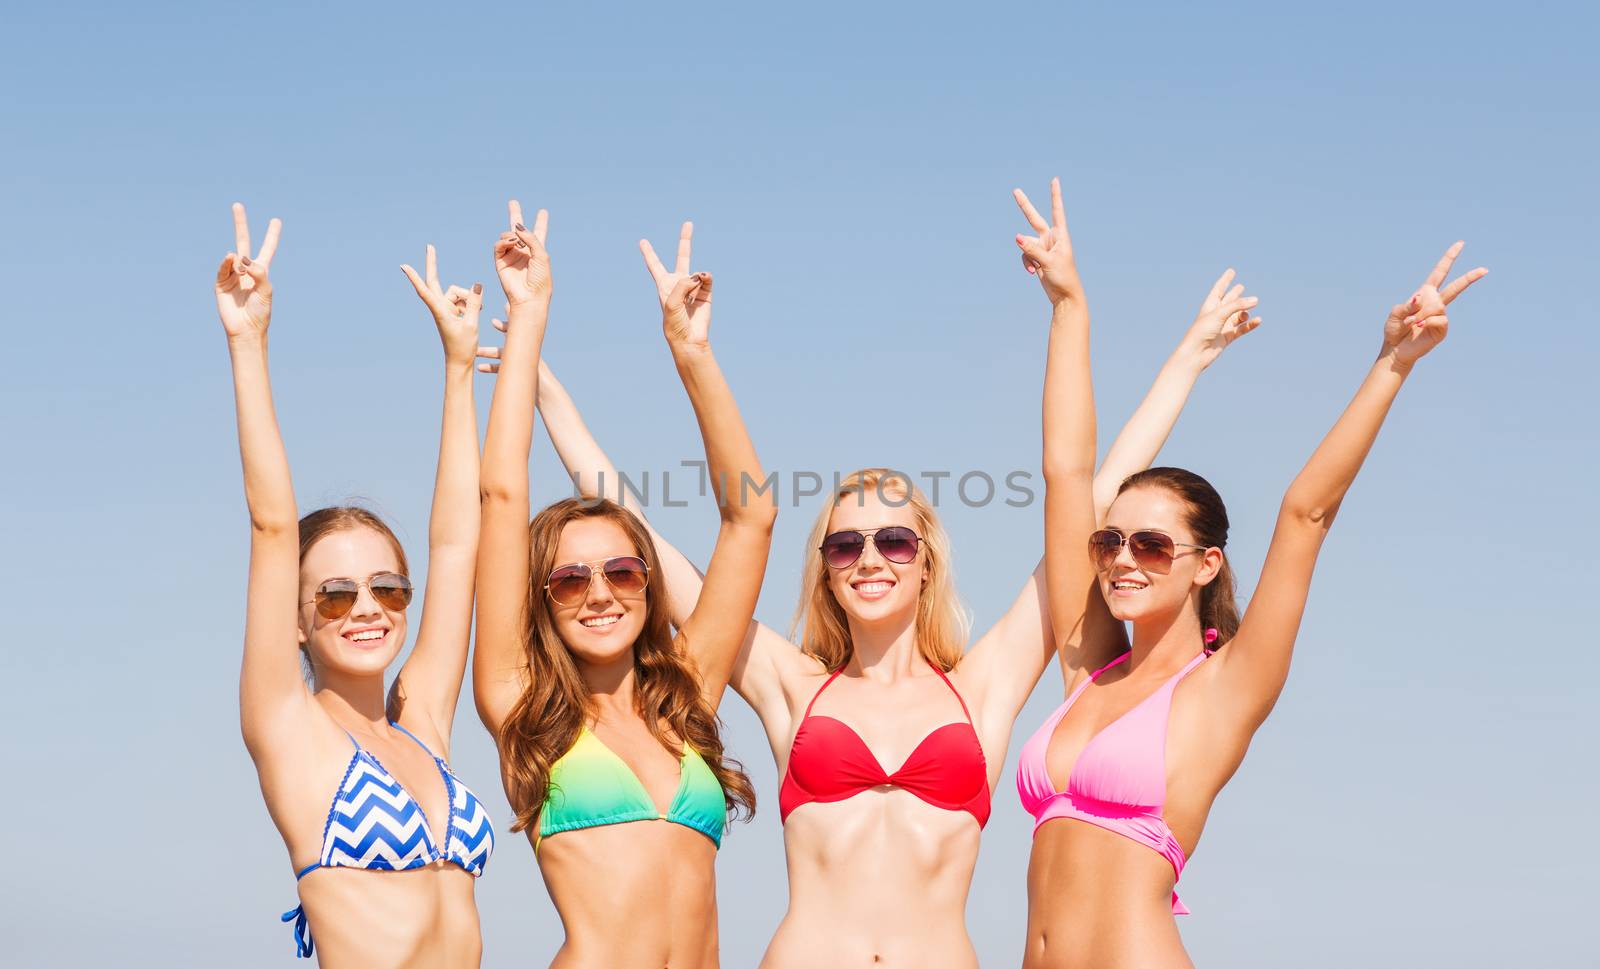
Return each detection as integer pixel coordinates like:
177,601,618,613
531,719,726,969
760,665,1000,969
1019,653,1249,969
257,711,490,968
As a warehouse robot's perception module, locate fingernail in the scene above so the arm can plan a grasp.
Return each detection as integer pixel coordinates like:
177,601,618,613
241,256,251,266
472,283,483,295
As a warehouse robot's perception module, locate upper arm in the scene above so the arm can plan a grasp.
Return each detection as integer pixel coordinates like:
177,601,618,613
965,556,1128,737
645,518,799,729
239,523,315,753
962,559,1053,735
674,518,773,711
473,494,531,736
390,543,477,746
1208,504,1328,731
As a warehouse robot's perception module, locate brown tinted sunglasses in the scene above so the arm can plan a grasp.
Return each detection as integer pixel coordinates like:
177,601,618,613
302,572,414,620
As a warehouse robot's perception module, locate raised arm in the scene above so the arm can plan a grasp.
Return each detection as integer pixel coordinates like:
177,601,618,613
524,356,802,727
1024,179,1120,683
221,204,308,753
530,361,704,626
965,260,1261,724
473,201,552,735
1093,269,1261,518
1212,242,1487,730
387,246,484,749
639,223,777,709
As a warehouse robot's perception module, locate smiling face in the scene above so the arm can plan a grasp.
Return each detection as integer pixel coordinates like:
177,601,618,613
822,489,927,628
1097,486,1223,627
297,526,409,681
544,516,648,668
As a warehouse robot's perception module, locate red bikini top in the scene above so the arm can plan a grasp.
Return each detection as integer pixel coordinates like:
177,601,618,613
778,665,991,827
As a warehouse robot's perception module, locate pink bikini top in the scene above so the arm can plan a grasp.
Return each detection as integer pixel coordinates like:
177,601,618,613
1015,650,1211,915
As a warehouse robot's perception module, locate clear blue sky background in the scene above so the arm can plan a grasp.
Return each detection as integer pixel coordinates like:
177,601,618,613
3,1,1594,965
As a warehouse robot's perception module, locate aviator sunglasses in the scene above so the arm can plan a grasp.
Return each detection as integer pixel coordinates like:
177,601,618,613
1088,528,1208,575
545,556,650,606
303,572,414,621
819,526,924,569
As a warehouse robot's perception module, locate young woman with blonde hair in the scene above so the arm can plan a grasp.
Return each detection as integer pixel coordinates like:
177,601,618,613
533,185,1262,967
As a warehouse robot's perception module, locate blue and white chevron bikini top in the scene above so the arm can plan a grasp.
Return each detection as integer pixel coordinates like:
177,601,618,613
281,722,495,957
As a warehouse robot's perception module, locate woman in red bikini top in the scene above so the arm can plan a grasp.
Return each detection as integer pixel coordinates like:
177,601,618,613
532,204,1262,967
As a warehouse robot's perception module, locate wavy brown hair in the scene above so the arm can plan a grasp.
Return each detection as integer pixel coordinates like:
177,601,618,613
791,469,970,673
497,498,755,834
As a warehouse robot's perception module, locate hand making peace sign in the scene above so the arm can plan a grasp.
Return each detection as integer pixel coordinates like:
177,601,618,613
214,203,282,340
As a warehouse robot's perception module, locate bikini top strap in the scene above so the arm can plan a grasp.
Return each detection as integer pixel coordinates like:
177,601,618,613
1057,651,1131,715
802,668,846,718
929,665,975,727
1175,650,1211,681
1090,652,1131,679
389,719,440,761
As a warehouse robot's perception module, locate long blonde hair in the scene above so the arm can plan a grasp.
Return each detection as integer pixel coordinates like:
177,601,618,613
497,498,755,834
790,469,969,672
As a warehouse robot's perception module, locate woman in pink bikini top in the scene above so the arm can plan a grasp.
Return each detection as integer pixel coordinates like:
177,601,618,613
1011,177,1487,968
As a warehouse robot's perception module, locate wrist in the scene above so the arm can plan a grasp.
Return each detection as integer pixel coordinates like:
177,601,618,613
507,293,551,312
1049,300,1088,326
1374,345,1415,378
1166,343,1210,376
669,341,714,364
226,331,268,353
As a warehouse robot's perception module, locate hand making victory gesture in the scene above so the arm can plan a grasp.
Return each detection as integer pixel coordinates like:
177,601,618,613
1382,241,1487,366
1014,177,1085,309
1181,268,1263,369
494,199,551,308
401,244,483,370
640,221,713,352
214,203,282,339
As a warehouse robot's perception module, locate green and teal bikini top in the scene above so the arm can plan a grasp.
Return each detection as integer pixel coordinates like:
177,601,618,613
538,727,727,849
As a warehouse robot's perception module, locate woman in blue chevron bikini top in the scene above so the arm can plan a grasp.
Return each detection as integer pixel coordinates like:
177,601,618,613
218,203,496,967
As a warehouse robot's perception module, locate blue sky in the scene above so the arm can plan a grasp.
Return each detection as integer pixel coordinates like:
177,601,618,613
3,1,1595,965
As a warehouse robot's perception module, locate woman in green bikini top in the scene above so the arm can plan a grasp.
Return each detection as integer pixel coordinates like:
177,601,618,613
537,726,730,849
472,206,776,969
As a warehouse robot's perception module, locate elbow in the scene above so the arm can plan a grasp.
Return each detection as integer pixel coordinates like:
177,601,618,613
722,494,778,531
479,480,525,506
250,515,296,539
1278,491,1340,530
1043,455,1095,484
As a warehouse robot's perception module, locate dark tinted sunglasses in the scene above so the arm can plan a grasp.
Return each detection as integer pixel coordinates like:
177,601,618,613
1088,528,1207,575
819,526,923,569
546,556,650,606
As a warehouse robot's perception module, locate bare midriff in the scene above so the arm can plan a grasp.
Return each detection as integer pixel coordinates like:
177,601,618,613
761,790,983,968
295,862,481,969
1022,821,1192,969
539,820,720,969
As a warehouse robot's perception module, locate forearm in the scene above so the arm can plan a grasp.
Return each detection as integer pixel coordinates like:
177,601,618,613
670,346,776,529
228,335,297,532
537,369,639,512
1282,351,1411,523
429,363,480,550
1042,301,1099,652
1043,303,1096,479
1093,349,1206,513
481,301,548,500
